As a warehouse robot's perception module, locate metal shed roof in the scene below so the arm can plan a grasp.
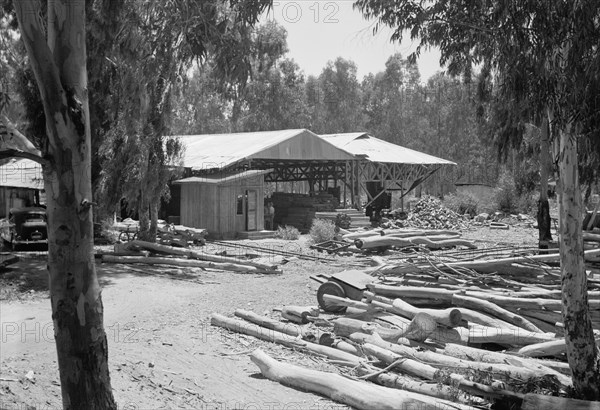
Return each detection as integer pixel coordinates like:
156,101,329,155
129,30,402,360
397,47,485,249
174,169,272,185
321,133,456,166
175,129,355,171
0,158,44,190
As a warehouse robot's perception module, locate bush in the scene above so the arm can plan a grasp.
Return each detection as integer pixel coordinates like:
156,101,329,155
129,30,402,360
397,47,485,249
309,218,336,244
495,170,518,213
335,213,352,229
99,217,120,244
443,192,478,217
274,225,300,240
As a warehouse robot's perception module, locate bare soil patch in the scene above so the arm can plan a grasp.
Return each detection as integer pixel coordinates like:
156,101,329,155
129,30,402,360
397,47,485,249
0,225,543,409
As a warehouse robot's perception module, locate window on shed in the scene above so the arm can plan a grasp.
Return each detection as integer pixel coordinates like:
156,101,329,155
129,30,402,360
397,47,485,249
236,194,244,215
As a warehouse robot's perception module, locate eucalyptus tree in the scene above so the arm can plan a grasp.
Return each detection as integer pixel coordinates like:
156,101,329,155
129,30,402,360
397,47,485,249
354,0,600,397
2,0,271,408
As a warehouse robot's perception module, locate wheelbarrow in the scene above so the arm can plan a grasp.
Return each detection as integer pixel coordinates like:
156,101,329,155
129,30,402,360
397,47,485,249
310,269,374,313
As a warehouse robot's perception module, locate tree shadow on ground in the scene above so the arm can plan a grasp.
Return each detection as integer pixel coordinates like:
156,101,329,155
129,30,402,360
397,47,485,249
97,262,217,287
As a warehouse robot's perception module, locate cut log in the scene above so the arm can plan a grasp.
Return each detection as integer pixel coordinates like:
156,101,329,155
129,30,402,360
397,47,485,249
362,343,525,401
522,393,600,410
516,339,566,357
249,349,473,410
210,314,360,364
367,285,454,302
233,309,326,343
349,332,571,387
391,298,463,328
355,366,474,404
125,240,279,271
355,236,476,250
451,294,542,332
101,255,280,273
399,312,438,342
468,327,558,346
281,306,319,324
463,291,600,311
321,294,372,311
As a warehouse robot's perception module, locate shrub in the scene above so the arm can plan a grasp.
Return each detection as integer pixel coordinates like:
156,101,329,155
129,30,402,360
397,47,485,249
495,170,518,213
309,218,336,244
274,225,300,240
335,213,352,229
99,217,120,244
443,192,478,217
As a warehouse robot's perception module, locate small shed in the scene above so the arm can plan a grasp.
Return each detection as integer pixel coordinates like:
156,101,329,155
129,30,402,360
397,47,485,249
174,169,272,239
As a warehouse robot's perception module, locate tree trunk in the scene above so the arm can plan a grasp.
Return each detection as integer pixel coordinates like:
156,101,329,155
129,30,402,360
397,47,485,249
13,1,116,408
137,190,152,241
149,200,159,241
558,125,600,399
538,115,553,248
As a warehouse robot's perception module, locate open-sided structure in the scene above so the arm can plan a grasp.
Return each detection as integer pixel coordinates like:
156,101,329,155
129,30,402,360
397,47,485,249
321,133,455,209
171,129,455,237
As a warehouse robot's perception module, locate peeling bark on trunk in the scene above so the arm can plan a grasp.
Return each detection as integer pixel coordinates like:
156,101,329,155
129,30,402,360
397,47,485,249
558,127,600,400
538,116,552,248
137,190,152,242
13,1,116,408
149,201,159,240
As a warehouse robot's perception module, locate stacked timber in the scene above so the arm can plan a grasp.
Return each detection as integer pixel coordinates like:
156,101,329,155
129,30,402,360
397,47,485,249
402,196,471,230
272,192,339,232
209,248,600,410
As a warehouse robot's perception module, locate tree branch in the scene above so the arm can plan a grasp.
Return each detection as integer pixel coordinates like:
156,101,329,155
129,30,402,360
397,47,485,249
13,0,68,148
0,115,47,165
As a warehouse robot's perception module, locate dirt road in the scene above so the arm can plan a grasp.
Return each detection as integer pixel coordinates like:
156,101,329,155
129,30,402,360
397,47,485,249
1,242,353,410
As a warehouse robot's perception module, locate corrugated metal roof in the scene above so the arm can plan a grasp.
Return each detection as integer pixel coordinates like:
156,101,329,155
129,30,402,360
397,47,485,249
321,133,456,165
174,169,272,185
174,129,355,170
0,158,44,190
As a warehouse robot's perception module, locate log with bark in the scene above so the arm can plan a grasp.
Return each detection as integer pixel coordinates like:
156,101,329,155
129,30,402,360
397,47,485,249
521,393,600,410
249,349,473,410
349,332,572,387
101,255,282,274
125,240,279,271
210,314,361,364
233,309,327,343
354,236,477,250
451,294,542,332
362,343,525,401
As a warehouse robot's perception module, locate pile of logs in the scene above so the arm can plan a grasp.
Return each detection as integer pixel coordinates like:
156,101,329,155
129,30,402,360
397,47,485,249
402,196,471,230
102,240,282,274
341,228,478,252
210,248,600,410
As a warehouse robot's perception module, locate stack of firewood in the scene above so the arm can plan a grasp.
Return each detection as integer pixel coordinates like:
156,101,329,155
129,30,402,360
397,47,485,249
210,248,600,410
403,196,471,230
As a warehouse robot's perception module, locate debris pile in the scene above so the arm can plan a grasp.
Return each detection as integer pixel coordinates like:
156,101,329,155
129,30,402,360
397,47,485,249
210,248,600,410
400,196,471,230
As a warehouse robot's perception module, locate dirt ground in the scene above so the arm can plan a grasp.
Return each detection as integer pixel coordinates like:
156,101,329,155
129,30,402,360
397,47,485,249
0,224,542,410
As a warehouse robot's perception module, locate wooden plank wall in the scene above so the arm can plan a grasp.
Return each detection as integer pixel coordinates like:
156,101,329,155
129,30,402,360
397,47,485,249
180,175,265,238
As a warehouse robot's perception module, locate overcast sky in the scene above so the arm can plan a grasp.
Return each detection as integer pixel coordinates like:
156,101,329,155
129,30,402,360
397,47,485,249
262,1,443,82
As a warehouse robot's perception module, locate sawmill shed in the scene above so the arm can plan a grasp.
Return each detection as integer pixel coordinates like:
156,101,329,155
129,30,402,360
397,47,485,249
170,129,455,238
172,129,355,238
321,133,455,210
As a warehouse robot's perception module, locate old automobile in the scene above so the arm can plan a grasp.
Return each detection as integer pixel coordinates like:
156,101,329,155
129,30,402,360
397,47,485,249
0,207,48,250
